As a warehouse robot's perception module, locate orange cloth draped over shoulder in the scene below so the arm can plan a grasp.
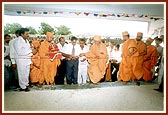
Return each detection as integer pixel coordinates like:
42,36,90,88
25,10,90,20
118,39,137,81
85,35,108,83
39,38,61,85
131,40,147,80
143,45,158,81
30,40,43,84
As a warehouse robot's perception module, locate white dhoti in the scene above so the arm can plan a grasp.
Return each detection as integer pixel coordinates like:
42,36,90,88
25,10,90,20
17,61,30,89
14,36,33,89
77,58,88,84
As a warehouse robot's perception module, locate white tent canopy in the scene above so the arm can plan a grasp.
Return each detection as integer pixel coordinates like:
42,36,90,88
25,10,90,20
3,2,165,38
4,3,164,18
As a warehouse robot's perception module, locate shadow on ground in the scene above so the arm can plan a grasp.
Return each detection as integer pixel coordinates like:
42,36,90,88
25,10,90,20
6,81,156,91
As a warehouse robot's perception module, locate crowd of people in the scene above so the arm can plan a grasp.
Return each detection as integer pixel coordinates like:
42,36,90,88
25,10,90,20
4,28,164,92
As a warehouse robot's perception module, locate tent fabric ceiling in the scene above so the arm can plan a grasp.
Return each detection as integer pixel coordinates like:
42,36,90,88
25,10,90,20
4,3,164,18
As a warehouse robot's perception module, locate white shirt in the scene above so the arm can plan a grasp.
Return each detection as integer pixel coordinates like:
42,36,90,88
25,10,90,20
57,43,67,60
4,44,11,67
14,36,33,66
9,38,18,64
64,43,80,57
110,50,122,63
106,46,113,58
78,45,89,65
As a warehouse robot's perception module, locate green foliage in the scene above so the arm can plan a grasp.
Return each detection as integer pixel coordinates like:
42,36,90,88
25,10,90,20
55,25,72,35
39,22,54,34
4,23,22,34
4,22,72,36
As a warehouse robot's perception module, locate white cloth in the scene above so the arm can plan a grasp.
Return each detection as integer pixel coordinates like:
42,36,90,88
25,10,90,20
110,50,122,63
14,36,32,65
9,38,18,64
57,43,67,60
4,45,10,57
4,45,11,67
120,43,123,52
106,46,113,59
14,36,33,89
78,45,89,84
106,46,113,65
64,43,80,56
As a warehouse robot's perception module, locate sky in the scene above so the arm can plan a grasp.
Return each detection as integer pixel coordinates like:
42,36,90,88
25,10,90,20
3,15,148,37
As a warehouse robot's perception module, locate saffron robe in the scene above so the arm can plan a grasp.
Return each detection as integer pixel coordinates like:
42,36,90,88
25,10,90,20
118,39,137,82
39,40,61,85
143,45,158,81
85,43,108,83
30,52,43,84
131,40,147,80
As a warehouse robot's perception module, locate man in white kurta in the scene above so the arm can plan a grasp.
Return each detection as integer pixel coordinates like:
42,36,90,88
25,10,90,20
4,34,12,89
78,39,89,85
14,28,33,91
55,37,67,84
9,30,20,88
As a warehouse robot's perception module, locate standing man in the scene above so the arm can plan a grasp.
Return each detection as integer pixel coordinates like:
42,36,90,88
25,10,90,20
131,32,147,84
38,32,61,86
143,37,158,81
80,35,108,84
118,31,137,84
78,38,89,85
14,28,33,92
9,29,20,88
105,41,114,82
154,35,164,92
55,37,67,85
64,36,80,85
152,36,163,81
4,34,12,90
110,44,122,82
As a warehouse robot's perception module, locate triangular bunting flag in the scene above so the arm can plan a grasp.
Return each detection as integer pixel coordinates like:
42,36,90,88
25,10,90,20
74,12,81,15
84,12,89,16
94,13,98,16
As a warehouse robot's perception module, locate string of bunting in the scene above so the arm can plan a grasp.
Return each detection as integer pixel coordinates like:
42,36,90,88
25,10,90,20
14,10,163,21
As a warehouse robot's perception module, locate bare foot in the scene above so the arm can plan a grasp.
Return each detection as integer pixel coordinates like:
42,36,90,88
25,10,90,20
122,81,127,85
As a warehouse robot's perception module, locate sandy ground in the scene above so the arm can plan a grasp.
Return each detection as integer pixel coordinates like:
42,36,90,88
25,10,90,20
3,83,165,113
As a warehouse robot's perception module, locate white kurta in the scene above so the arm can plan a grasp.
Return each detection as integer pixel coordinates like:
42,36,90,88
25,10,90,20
9,38,18,64
110,50,122,63
14,36,33,89
4,44,11,67
78,45,89,84
57,43,67,60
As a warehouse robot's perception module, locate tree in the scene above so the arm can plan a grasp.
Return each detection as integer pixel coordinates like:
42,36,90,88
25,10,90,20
4,23,22,34
39,22,54,35
55,25,72,35
26,26,37,34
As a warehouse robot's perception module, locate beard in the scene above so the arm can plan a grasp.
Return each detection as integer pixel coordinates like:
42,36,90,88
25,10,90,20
136,38,141,41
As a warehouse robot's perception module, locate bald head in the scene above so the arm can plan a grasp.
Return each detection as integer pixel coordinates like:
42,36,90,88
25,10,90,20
122,31,129,36
145,37,154,46
46,32,53,42
93,35,102,45
136,32,143,41
122,31,130,41
94,35,101,41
